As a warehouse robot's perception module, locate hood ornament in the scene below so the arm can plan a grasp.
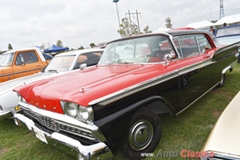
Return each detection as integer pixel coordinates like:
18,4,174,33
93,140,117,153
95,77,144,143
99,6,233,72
80,87,91,93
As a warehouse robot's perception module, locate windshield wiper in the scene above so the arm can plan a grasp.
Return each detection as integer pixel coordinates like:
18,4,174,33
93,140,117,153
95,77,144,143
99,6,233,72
47,69,58,73
118,61,133,64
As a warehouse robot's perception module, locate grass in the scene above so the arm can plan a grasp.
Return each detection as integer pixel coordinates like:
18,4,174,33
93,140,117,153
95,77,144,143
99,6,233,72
1,62,240,160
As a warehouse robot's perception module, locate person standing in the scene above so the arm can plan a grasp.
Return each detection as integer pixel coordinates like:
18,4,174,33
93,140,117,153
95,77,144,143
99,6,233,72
209,26,216,36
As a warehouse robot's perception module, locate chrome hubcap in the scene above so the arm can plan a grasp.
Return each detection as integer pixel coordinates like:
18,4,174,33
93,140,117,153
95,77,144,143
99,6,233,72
128,119,154,151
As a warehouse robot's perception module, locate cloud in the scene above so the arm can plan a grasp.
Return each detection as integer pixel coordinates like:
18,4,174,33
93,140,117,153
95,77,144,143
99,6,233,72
0,0,239,51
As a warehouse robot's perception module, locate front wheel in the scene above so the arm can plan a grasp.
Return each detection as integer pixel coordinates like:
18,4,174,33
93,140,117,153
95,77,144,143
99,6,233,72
121,109,162,159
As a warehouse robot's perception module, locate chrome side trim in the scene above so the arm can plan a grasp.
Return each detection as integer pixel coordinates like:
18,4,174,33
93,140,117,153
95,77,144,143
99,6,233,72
0,68,43,78
89,59,214,106
89,69,179,106
220,65,232,86
221,65,232,75
176,82,219,116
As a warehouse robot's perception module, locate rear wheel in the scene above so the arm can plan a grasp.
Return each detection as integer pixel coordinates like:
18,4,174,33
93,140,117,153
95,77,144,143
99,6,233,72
121,109,162,159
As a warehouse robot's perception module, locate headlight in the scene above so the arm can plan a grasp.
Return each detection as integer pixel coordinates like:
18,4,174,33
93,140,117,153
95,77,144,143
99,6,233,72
16,93,27,102
78,106,93,122
61,101,94,123
65,102,78,117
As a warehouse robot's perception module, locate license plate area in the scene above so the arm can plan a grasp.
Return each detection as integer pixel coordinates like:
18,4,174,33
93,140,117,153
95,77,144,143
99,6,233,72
33,126,48,144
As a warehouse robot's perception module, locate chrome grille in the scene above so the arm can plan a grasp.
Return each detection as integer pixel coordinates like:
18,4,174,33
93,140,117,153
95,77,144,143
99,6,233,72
23,108,95,140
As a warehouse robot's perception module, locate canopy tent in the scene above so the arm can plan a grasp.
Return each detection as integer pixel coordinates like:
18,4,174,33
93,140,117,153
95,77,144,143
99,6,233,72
44,44,69,53
185,20,214,29
214,13,240,26
153,27,171,33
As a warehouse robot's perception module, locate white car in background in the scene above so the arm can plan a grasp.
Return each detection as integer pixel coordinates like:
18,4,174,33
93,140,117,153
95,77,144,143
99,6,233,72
0,48,104,119
215,24,240,45
201,91,240,160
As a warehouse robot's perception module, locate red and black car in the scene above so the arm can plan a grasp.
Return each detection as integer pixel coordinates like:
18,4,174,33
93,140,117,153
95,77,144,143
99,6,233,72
13,30,240,160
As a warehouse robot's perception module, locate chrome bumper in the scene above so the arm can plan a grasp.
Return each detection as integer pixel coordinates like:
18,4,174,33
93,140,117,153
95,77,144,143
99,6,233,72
14,113,113,160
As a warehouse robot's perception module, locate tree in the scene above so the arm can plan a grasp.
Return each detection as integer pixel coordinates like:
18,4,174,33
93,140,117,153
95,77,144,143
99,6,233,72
78,46,84,50
90,43,96,48
118,18,139,37
165,17,173,29
56,40,63,47
117,18,152,37
143,26,152,34
8,44,13,50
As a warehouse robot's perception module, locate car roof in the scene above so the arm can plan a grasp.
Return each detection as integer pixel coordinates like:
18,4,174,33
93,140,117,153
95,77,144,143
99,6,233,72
3,47,43,54
108,29,211,44
54,48,105,57
217,24,240,30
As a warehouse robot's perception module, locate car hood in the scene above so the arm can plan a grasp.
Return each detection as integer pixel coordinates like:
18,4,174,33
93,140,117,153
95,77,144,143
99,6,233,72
14,63,171,113
0,71,65,96
202,91,240,157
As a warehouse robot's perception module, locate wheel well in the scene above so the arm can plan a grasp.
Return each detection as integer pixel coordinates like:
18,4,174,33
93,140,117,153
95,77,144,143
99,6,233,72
144,100,175,116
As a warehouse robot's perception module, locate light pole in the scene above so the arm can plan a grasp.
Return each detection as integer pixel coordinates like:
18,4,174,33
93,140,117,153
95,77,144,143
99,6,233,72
113,0,121,30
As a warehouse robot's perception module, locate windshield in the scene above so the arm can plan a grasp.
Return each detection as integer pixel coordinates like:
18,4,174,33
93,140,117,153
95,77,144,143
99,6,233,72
0,52,14,67
98,35,172,65
44,55,75,72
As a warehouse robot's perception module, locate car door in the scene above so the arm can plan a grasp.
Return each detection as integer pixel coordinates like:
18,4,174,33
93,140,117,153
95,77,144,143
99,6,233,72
174,34,213,112
13,50,44,79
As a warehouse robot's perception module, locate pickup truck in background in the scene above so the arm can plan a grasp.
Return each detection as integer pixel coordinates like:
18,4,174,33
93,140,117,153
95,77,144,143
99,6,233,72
0,48,104,120
0,47,52,83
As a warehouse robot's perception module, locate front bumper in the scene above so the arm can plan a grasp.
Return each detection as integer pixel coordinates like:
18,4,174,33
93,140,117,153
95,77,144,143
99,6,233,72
200,151,240,160
14,112,113,160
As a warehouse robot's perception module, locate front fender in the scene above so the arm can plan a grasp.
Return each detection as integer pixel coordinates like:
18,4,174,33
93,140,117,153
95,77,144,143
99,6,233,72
0,90,19,118
94,95,174,155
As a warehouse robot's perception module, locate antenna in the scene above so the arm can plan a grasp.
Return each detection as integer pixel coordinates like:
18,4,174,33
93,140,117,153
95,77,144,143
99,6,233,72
219,0,225,19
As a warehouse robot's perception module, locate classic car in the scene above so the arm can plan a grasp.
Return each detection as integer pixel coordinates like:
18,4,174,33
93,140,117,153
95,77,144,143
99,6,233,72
13,30,240,160
215,24,240,45
201,91,240,160
0,47,52,83
0,48,103,119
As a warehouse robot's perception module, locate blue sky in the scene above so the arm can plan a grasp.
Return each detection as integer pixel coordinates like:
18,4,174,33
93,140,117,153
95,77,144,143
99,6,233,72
0,0,239,51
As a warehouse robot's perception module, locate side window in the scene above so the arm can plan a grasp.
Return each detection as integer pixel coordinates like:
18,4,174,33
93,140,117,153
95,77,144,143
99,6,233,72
177,35,200,58
173,37,182,56
156,37,176,60
84,52,102,66
16,51,39,65
16,56,22,65
73,52,102,69
196,34,212,53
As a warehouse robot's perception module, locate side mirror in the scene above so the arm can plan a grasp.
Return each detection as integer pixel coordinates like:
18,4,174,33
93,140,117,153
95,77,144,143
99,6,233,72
163,53,172,66
80,63,87,70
